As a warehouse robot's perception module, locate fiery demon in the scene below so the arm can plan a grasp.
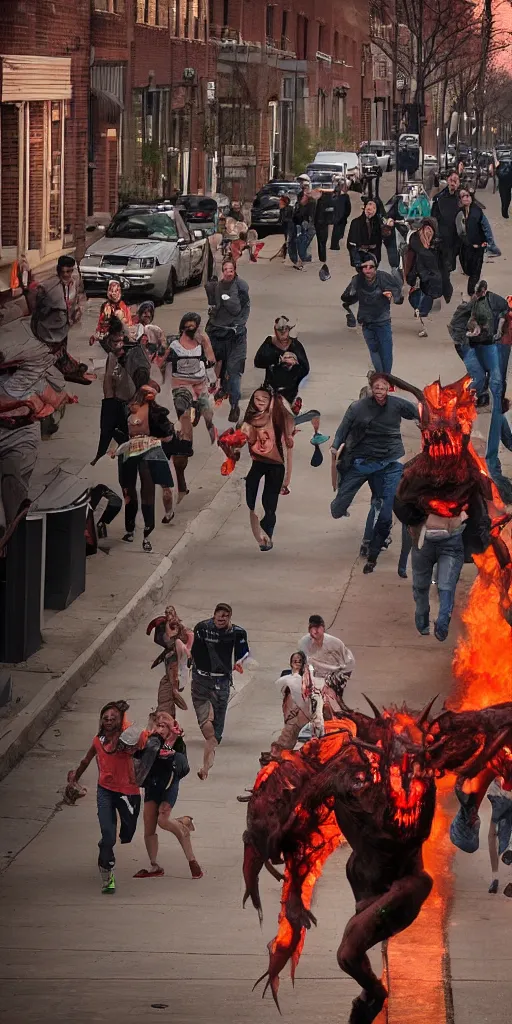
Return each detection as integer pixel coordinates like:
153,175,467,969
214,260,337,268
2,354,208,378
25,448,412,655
242,374,512,1024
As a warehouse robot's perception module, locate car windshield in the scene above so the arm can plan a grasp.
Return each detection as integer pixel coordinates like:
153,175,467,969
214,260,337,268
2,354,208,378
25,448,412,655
106,212,178,241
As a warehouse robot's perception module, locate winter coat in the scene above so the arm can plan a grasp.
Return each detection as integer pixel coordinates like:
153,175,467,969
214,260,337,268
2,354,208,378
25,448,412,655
404,231,443,298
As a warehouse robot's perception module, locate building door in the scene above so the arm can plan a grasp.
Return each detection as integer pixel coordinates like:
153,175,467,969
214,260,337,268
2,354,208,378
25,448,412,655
43,100,65,256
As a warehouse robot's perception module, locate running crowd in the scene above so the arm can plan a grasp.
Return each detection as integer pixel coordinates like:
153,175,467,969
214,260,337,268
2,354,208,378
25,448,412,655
20,171,511,900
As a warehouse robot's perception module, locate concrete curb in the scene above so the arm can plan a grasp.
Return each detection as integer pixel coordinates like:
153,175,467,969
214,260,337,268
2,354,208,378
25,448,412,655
0,474,242,782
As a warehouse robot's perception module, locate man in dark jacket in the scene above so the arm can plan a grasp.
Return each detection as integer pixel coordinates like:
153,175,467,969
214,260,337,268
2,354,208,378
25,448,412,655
431,170,460,302
205,257,250,422
254,315,309,404
314,187,335,265
330,178,351,250
495,151,512,219
293,177,317,264
330,373,419,573
341,252,403,373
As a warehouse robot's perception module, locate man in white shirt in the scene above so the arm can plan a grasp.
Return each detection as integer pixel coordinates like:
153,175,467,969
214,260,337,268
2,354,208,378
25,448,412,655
299,614,355,679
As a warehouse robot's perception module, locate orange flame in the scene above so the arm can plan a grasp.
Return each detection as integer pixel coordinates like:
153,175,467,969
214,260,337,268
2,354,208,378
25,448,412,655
451,521,512,713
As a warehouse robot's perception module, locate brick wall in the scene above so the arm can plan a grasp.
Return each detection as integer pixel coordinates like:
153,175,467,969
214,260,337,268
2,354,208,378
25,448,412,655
0,0,90,256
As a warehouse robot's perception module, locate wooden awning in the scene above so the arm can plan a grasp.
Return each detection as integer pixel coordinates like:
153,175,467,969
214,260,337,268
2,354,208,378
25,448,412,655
0,55,72,102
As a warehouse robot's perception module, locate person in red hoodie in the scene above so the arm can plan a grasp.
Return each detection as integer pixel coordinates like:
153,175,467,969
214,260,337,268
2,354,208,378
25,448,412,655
67,700,142,894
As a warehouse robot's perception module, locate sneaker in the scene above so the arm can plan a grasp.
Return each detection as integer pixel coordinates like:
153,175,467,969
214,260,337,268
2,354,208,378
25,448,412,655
418,329,428,338
319,263,331,282
122,531,134,543
415,612,430,636
398,567,408,579
363,559,376,574
476,393,490,408
346,312,357,329
143,536,153,552
488,879,499,894
102,871,116,894
97,521,107,539
501,848,512,866
228,404,240,423
504,882,512,898
434,620,449,642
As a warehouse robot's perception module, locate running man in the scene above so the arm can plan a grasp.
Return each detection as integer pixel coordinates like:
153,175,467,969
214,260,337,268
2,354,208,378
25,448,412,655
191,603,249,780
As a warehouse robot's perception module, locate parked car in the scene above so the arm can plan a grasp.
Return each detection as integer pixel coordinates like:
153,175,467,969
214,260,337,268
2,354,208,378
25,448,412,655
360,141,393,172
177,194,220,235
360,152,382,180
250,181,301,235
80,202,212,303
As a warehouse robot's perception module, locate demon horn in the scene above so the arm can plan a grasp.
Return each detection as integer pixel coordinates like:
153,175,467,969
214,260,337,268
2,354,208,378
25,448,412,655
461,727,512,776
361,693,383,719
416,695,439,729
351,737,383,755
384,373,424,403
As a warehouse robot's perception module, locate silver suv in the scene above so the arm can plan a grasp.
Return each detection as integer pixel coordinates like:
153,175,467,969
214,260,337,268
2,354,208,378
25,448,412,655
80,203,212,303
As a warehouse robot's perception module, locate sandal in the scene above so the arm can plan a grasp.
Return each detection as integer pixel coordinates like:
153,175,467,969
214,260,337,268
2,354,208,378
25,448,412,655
161,511,175,524
280,485,290,495
133,867,164,878
142,536,152,552
259,540,274,552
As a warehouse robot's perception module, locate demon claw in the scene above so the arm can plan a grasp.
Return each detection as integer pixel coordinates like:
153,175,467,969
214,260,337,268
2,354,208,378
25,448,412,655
348,984,387,1024
252,970,282,1013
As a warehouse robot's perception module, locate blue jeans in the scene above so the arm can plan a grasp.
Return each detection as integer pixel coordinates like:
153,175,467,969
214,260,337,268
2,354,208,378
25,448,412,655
361,321,393,374
411,532,465,633
460,343,503,476
331,459,403,562
96,786,141,870
287,222,299,264
409,289,434,318
297,223,315,262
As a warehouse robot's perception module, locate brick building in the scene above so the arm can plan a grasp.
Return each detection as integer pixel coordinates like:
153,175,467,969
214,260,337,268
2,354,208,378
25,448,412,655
210,0,377,197
0,0,90,286
0,0,380,279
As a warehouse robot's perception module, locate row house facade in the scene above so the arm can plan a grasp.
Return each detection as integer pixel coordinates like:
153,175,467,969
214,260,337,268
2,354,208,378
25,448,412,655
0,0,384,285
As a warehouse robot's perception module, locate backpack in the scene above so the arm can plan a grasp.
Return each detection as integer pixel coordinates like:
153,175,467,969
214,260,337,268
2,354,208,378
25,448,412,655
497,160,512,182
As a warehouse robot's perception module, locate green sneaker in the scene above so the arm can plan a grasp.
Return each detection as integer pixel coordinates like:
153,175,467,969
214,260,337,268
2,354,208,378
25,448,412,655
101,871,116,894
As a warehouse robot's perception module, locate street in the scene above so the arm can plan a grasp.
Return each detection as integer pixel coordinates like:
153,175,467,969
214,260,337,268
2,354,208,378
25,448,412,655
0,182,511,1024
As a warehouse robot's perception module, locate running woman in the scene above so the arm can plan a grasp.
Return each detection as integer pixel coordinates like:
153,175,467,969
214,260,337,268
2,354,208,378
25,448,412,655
67,701,142,894
134,712,202,880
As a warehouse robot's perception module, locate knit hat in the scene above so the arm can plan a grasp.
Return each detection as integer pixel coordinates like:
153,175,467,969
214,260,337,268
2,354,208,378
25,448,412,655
358,251,378,267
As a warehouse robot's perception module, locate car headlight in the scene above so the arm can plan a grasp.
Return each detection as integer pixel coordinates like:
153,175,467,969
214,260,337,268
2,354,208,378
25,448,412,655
140,257,155,269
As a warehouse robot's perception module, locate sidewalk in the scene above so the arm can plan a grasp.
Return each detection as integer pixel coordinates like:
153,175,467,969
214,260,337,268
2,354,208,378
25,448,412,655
0,182,511,1022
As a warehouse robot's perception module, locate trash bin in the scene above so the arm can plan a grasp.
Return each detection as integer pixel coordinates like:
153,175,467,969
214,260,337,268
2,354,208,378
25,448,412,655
28,467,90,613
44,504,88,610
0,517,43,662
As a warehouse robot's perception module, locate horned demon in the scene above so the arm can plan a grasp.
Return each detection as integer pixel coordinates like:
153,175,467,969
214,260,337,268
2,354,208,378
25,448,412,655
242,375,512,1024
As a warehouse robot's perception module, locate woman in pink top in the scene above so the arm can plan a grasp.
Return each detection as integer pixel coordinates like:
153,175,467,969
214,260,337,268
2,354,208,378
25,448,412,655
240,386,294,551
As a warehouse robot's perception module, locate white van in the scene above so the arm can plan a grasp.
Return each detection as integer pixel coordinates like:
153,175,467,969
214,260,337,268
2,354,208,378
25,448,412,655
306,151,360,183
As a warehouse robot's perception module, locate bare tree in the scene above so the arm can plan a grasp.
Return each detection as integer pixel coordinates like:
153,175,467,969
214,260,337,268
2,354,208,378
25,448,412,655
371,0,511,153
